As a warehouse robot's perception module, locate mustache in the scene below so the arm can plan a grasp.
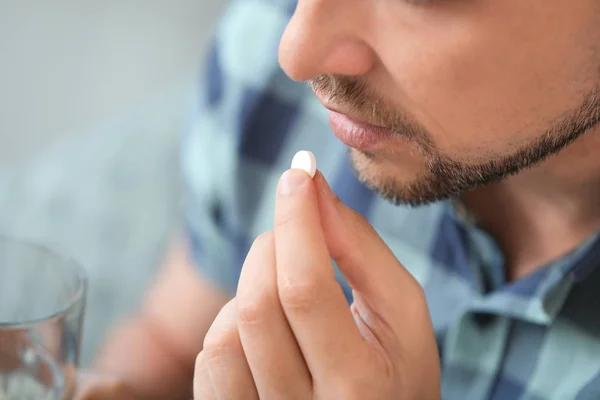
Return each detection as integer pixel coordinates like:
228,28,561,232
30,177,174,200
309,74,374,110
308,74,433,150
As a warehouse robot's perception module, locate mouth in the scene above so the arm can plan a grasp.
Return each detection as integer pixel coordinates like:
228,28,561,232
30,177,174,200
313,90,395,152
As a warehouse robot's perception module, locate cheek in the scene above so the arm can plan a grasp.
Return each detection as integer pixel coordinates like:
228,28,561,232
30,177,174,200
372,0,599,159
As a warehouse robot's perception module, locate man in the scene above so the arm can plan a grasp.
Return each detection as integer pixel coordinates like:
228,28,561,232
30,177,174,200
96,0,600,398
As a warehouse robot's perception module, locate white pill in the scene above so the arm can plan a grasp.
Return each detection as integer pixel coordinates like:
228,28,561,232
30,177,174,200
291,150,317,178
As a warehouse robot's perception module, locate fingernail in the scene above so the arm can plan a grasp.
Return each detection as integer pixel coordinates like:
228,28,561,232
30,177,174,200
279,169,309,196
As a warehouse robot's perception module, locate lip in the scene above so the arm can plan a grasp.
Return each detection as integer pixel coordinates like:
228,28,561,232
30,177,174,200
327,108,394,152
311,86,395,152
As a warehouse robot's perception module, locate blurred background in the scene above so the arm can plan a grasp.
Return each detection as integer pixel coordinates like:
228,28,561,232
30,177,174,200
0,0,225,365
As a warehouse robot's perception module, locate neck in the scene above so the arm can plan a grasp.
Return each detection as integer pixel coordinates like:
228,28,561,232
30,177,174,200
461,132,600,281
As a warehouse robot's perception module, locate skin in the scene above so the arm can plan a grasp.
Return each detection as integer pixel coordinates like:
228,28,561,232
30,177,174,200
282,0,600,205
95,0,600,398
278,0,600,277
75,373,137,400
195,170,440,399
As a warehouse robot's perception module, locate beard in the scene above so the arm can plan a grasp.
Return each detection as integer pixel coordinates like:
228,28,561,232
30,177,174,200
309,74,600,207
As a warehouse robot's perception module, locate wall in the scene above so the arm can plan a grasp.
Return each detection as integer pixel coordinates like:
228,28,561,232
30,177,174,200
0,0,226,365
0,0,224,163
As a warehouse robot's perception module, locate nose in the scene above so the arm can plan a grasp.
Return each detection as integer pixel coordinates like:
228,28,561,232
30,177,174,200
278,0,376,81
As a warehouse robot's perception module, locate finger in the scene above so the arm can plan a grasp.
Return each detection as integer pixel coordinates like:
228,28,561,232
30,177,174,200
236,232,312,399
317,172,441,397
274,169,370,379
199,299,259,400
315,172,419,294
193,353,217,400
75,372,136,400
314,172,432,335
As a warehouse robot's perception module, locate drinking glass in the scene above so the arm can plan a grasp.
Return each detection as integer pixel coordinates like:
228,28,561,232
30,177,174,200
0,236,86,400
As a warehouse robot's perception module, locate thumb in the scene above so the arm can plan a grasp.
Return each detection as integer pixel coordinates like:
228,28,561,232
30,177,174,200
314,172,423,302
314,171,441,398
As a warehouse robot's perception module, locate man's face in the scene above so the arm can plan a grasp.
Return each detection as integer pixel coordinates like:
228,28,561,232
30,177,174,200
278,0,600,205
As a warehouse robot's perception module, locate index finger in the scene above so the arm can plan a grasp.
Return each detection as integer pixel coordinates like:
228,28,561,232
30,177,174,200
274,169,370,380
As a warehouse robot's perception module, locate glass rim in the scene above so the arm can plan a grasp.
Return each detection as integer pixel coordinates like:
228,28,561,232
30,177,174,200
0,235,87,328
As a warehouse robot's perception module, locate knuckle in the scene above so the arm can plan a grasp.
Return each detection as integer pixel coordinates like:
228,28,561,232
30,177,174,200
202,304,240,357
202,331,240,361
237,290,277,325
202,331,237,358
278,278,322,314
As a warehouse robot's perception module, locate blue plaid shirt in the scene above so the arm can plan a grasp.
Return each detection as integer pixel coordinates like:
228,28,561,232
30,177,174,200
181,0,600,398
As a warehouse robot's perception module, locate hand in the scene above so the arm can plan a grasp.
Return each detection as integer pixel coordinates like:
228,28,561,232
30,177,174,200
194,170,441,399
74,373,138,400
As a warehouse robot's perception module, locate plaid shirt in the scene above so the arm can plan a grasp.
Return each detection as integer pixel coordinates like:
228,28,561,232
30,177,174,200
181,0,600,398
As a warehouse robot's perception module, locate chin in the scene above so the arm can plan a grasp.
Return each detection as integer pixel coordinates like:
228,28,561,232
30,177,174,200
350,148,425,185
348,148,456,207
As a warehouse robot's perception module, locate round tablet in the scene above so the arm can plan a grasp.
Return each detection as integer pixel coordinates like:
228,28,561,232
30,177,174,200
291,150,317,178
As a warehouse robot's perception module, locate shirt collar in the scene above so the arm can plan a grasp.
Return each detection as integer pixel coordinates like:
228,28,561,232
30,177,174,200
444,199,600,325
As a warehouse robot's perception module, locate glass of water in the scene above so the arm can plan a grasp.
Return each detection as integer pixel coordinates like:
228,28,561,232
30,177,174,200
0,237,86,400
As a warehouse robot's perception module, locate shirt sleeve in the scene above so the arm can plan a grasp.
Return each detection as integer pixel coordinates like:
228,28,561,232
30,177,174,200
179,0,295,295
